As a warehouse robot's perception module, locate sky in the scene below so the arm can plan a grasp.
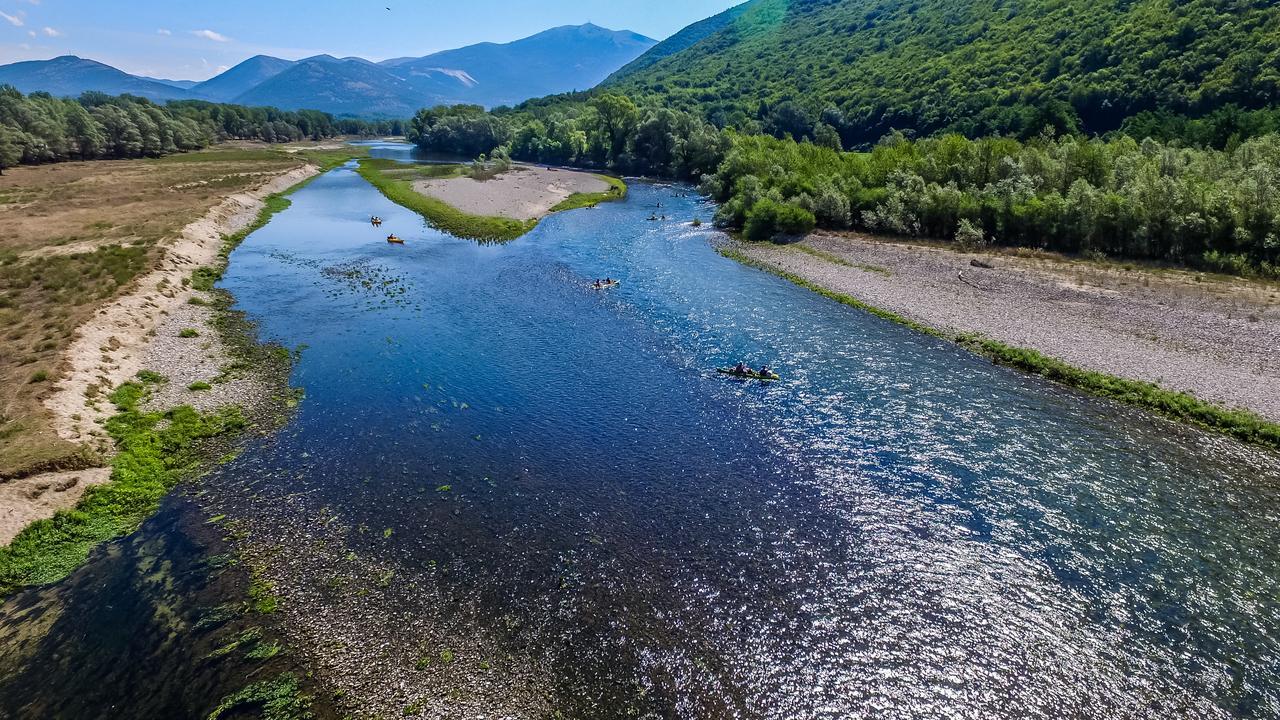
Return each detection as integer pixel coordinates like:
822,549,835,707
0,0,743,80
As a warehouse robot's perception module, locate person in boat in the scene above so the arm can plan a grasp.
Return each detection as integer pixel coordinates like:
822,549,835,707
605,277,613,285
593,279,602,288
759,364,773,377
733,361,748,374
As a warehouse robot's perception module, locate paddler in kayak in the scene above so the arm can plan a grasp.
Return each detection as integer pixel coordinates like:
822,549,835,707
733,361,748,374
759,364,773,378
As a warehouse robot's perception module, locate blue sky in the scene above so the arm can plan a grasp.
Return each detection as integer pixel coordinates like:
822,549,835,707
0,0,743,79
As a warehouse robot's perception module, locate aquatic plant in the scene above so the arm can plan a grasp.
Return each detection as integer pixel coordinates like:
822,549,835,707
206,673,313,720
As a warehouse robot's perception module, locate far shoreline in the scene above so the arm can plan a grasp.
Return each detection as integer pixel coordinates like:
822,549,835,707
726,233,1280,450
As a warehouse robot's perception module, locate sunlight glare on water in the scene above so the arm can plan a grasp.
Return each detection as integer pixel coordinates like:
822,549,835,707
199,143,1280,718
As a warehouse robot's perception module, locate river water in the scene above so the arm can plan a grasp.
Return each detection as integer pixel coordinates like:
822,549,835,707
3,143,1279,718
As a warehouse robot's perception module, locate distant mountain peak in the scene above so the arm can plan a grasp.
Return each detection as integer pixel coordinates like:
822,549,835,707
0,22,658,116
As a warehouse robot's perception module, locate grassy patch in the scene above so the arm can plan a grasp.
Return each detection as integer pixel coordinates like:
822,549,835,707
955,334,1280,449
188,381,213,392
789,243,890,276
548,174,629,212
180,328,200,338
0,376,246,596
356,158,535,242
0,145,320,479
722,243,1280,450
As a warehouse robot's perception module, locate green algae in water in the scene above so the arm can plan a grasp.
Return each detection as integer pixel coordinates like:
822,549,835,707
207,673,312,720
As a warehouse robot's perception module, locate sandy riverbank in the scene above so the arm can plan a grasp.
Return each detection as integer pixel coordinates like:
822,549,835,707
0,164,319,544
737,233,1280,422
412,165,611,221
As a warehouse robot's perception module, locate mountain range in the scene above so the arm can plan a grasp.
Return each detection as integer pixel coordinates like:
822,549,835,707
0,23,655,117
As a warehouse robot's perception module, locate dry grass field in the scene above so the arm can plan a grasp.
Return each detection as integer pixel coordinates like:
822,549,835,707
0,145,323,479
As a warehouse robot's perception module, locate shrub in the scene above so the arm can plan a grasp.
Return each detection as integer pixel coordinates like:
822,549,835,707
955,218,988,249
188,381,212,391
179,328,199,338
744,199,816,240
28,370,48,383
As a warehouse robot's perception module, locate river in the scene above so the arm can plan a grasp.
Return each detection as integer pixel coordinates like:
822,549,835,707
3,143,1279,719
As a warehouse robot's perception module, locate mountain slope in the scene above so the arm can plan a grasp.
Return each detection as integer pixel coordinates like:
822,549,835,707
140,76,199,90
399,23,656,107
0,23,658,117
0,56,193,101
190,55,295,102
604,0,1280,143
232,56,464,117
607,3,751,80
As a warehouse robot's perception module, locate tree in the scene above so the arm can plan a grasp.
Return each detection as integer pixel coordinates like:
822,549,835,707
591,94,638,163
0,126,22,174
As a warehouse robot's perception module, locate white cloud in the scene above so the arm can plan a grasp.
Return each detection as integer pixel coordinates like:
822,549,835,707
190,29,230,43
41,26,60,37
156,28,171,36
0,10,24,26
26,29,34,37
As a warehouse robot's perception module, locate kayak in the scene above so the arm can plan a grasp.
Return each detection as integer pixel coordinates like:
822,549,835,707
592,281,620,289
387,234,403,244
717,367,780,381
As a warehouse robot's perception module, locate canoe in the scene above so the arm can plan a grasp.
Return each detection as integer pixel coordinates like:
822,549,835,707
386,235,403,244
717,368,780,381
592,281,620,289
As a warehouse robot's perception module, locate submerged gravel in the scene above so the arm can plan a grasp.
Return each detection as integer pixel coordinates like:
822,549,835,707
740,234,1280,422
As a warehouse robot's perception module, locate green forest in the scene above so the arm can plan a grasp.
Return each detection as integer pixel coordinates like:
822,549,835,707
409,96,1280,277
0,87,402,172
400,0,1280,277
603,0,1280,147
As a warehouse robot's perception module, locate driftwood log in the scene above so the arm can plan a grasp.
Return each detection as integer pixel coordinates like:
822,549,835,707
957,271,987,291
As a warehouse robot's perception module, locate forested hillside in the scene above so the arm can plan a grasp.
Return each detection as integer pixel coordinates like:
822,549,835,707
604,0,1280,146
0,87,397,172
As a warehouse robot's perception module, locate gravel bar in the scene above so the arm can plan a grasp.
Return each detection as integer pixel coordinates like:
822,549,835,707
738,233,1280,422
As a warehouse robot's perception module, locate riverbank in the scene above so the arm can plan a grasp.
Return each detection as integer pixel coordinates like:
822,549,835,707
729,233,1280,447
356,158,625,241
1,147,360,555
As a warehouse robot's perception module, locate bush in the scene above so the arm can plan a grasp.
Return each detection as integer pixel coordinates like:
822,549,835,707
955,218,988,249
187,381,212,391
179,328,199,338
743,199,816,240
28,370,48,383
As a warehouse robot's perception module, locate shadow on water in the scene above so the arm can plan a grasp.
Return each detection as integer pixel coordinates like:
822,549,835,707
4,145,1280,719
0,495,338,719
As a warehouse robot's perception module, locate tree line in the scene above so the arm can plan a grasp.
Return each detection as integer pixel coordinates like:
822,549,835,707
409,95,1280,277
0,86,401,173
